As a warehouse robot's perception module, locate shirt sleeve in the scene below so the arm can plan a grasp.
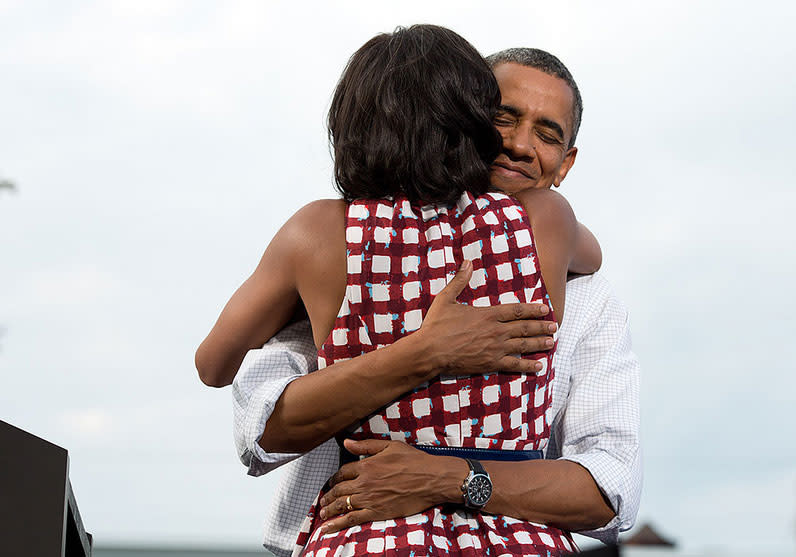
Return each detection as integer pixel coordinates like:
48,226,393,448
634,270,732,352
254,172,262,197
231,319,318,477
549,277,642,544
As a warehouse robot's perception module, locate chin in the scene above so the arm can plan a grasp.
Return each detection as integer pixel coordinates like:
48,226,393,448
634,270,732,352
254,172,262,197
490,176,533,196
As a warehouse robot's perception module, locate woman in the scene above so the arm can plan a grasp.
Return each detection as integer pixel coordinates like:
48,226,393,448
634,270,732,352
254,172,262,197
197,25,599,555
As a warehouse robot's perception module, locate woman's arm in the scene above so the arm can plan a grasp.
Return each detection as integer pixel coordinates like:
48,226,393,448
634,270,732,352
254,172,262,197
195,200,345,387
514,189,601,323
194,249,298,387
570,222,602,276
195,198,560,436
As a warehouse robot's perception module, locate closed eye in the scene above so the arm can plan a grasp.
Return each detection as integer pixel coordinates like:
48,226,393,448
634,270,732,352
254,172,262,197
536,118,565,145
537,130,561,144
495,104,521,127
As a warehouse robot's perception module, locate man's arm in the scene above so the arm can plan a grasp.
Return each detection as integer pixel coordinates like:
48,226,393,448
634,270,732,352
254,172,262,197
259,262,558,454
232,319,317,475
236,331,615,533
316,439,614,533
232,319,339,557
317,274,640,538
235,324,612,535
547,274,642,542
234,264,558,465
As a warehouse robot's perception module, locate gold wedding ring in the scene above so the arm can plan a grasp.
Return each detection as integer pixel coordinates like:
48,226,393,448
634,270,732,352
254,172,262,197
345,495,354,513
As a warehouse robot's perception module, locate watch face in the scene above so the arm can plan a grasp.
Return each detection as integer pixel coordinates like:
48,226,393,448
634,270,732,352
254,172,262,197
467,474,492,507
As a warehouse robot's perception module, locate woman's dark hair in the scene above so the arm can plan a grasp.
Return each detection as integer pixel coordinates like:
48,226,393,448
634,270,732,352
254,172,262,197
328,24,502,206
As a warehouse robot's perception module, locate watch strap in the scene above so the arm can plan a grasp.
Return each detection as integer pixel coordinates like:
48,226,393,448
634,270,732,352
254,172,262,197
465,458,486,476
462,458,491,509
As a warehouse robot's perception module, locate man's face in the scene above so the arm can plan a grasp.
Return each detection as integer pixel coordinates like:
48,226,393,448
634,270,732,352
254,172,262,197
490,62,578,194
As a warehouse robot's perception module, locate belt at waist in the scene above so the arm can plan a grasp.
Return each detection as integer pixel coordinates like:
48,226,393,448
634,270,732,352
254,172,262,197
414,445,543,461
340,443,543,464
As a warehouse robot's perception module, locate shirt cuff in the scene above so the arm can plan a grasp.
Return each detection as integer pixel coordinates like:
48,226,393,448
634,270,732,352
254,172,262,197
232,339,316,477
559,452,631,544
240,373,303,476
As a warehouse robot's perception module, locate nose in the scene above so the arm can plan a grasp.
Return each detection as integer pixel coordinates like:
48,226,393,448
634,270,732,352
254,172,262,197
502,124,535,160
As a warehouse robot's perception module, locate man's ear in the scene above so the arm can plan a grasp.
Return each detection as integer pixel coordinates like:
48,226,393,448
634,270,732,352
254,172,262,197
554,147,578,187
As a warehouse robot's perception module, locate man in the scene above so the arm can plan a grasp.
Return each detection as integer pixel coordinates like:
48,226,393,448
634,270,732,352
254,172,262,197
232,48,641,555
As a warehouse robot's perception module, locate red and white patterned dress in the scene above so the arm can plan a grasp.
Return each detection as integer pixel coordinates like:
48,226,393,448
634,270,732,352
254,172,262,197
295,192,577,556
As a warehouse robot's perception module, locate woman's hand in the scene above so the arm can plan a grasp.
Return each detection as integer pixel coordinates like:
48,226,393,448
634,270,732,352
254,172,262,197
415,260,557,376
317,439,467,534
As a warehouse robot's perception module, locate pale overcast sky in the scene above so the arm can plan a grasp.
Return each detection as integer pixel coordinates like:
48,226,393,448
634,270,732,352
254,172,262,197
1,1,794,553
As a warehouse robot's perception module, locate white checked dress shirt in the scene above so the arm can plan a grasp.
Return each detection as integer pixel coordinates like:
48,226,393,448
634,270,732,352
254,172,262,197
232,273,641,557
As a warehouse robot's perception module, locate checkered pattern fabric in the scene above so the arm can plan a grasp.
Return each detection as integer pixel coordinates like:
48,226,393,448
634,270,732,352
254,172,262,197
302,511,577,556
295,192,574,556
238,274,641,555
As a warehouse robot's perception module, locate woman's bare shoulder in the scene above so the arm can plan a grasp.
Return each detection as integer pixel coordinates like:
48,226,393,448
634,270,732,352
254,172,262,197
275,198,347,252
295,198,348,219
288,198,347,226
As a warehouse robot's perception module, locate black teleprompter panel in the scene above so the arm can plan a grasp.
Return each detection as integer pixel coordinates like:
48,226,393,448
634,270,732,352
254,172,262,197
0,419,91,556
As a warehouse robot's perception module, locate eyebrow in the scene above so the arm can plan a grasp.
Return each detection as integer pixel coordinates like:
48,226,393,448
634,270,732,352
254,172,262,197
497,104,521,118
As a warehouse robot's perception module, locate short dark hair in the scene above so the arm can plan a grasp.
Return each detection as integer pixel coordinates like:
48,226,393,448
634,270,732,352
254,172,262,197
329,24,502,206
486,48,583,149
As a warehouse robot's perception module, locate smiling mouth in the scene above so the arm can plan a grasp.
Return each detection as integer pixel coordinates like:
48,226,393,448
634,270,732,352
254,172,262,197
491,161,534,180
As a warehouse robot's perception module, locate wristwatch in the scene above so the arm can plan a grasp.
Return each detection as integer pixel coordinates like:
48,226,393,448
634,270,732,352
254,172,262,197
461,458,492,509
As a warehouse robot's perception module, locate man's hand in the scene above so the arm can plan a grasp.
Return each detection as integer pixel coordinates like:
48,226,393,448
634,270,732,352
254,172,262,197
260,261,556,454
317,439,466,534
416,260,557,376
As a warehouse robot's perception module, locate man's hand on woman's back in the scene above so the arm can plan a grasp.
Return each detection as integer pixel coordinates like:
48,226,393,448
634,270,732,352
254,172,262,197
259,261,557,455
416,260,557,377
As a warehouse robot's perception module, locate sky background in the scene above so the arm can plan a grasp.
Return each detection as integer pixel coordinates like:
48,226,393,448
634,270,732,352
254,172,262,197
1,0,795,553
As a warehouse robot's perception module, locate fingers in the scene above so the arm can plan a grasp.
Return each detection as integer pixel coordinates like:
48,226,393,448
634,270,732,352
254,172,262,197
433,260,473,303
504,318,557,340
504,336,555,356
320,490,358,520
328,463,359,488
494,302,551,322
343,438,393,457
321,509,373,534
321,482,346,507
495,355,543,374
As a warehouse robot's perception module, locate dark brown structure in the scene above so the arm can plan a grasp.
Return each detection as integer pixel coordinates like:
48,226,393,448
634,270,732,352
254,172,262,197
0,419,92,556
624,522,676,547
